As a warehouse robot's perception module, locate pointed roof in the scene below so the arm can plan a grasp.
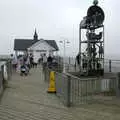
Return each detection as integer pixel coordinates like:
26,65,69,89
33,29,38,40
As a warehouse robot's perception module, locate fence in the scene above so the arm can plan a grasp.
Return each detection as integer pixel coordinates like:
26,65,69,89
58,57,120,73
0,64,3,96
0,59,12,86
104,59,120,73
5,59,12,80
44,67,120,107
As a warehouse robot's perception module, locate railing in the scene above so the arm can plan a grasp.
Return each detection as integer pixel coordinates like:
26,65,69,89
58,57,120,73
0,59,12,87
6,59,12,80
56,73,118,106
44,57,120,107
55,72,70,106
105,59,120,73
44,66,119,107
0,64,3,95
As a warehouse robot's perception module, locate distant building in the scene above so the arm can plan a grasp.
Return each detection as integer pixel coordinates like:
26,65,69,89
14,29,59,62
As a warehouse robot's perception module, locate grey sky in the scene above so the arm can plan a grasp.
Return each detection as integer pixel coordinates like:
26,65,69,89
0,0,119,58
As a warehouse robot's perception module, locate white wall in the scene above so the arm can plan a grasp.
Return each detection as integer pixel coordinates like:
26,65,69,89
32,50,55,63
33,51,40,63
29,40,55,52
28,40,56,63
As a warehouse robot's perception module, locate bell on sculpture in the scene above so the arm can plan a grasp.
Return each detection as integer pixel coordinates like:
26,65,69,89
93,0,98,5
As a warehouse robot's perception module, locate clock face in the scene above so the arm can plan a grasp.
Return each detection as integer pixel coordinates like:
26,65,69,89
87,5,105,25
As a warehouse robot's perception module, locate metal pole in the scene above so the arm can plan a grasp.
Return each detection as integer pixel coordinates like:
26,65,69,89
109,59,111,72
68,57,70,72
79,24,81,72
63,40,66,73
87,29,90,76
66,75,71,107
116,72,120,98
103,25,105,74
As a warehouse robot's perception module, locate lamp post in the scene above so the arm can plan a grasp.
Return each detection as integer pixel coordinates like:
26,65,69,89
79,22,81,72
59,40,70,73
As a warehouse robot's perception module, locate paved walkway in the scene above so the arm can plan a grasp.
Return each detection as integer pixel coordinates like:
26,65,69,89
0,66,120,120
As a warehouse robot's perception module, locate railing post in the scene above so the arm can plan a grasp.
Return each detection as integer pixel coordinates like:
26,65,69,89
69,57,71,64
44,67,47,82
68,57,71,72
7,60,11,80
10,60,12,76
109,60,111,72
116,72,120,98
66,75,71,107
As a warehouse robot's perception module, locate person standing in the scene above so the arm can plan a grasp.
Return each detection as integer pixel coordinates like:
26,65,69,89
29,53,34,68
47,54,53,69
42,53,47,72
33,56,38,68
25,55,31,70
10,54,17,71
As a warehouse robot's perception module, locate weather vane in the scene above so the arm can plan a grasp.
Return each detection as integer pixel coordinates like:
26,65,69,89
93,0,98,5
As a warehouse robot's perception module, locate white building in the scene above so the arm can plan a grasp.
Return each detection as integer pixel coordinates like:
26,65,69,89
14,30,59,63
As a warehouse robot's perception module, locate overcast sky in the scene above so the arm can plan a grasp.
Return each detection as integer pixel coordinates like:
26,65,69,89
0,0,119,58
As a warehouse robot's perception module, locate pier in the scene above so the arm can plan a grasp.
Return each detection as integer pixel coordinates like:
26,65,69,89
0,60,120,120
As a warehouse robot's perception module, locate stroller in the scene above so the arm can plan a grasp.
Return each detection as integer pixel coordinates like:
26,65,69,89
20,63,29,76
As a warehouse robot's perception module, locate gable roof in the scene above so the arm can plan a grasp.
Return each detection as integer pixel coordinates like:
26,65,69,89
45,40,59,51
14,39,59,51
14,39,37,51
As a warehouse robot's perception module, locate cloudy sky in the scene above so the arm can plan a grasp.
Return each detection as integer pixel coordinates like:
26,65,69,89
0,0,119,58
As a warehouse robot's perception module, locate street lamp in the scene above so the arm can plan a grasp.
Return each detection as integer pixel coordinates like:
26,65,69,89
59,40,70,73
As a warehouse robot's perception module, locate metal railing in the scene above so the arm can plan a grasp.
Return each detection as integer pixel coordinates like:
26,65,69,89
105,59,120,73
0,67,3,95
0,59,12,85
6,59,12,80
44,56,120,107
44,67,119,107
60,58,120,73
55,72,70,106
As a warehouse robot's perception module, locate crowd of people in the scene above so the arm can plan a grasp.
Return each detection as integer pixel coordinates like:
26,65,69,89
11,53,34,76
10,53,56,76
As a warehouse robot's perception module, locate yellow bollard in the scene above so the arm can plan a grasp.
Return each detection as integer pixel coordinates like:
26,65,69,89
47,71,56,93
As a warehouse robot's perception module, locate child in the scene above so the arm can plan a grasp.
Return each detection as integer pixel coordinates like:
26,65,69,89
20,56,29,76
20,63,29,76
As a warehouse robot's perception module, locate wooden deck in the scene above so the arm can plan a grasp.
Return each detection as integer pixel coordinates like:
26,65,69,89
0,66,120,120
